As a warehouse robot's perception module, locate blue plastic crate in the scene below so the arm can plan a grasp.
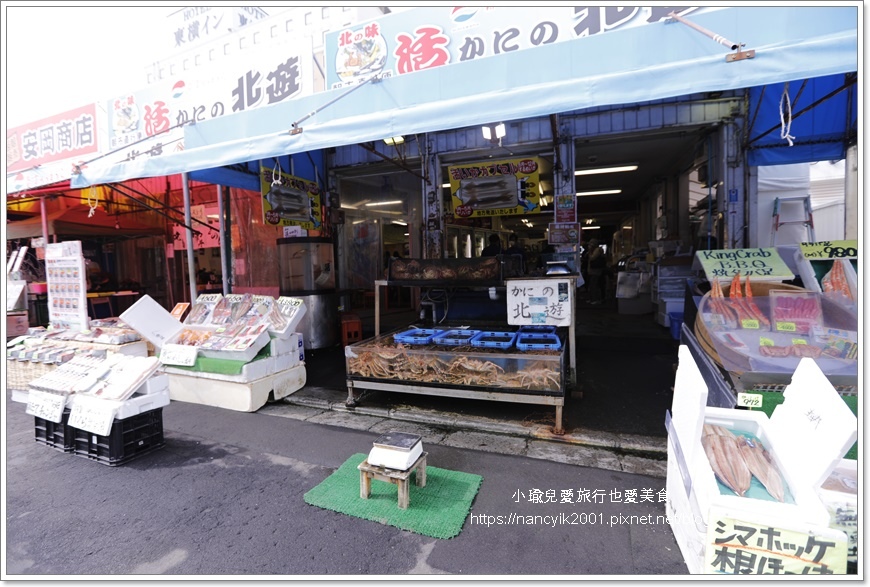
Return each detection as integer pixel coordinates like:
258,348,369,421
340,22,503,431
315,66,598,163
393,328,443,345
516,332,562,351
518,325,556,334
432,329,481,346
470,331,517,349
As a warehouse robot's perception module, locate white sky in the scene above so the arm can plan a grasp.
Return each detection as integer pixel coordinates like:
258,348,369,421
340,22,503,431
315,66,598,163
3,4,182,128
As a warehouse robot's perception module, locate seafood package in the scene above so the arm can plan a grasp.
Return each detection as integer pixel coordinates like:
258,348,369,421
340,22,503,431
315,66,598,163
701,424,790,503
184,294,223,325
698,278,857,376
820,259,857,311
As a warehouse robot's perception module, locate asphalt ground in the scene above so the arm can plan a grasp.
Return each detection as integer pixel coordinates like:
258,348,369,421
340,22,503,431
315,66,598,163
4,395,688,578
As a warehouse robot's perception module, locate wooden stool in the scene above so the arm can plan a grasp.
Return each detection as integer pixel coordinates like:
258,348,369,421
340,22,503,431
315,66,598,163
358,452,428,510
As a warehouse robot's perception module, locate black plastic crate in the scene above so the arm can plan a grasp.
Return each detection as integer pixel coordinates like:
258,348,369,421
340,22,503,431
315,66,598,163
34,408,74,453
72,408,165,466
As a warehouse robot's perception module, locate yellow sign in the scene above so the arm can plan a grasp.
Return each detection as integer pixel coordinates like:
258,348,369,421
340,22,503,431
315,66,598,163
448,157,542,219
799,240,858,260
706,511,847,574
695,248,794,280
260,165,322,230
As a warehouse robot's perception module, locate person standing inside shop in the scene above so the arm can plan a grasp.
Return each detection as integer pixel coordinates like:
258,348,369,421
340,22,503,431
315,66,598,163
481,234,502,257
505,234,525,273
586,239,606,304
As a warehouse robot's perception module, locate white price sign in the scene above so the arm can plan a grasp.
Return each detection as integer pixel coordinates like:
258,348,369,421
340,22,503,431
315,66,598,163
737,393,763,409
68,397,119,436
159,343,199,366
26,390,67,423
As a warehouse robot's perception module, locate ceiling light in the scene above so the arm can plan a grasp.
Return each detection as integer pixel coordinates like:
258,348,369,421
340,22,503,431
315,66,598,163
622,226,633,230
576,189,622,196
574,164,638,176
365,200,403,207
441,183,451,188
392,220,407,226
582,226,601,230
383,136,404,146
481,122,506,142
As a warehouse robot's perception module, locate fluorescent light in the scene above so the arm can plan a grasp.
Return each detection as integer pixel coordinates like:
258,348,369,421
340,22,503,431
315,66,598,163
365,200,403,207
352,219,366,225
622,226,633,230
441,183,451,188
392,220,407,226
574,165,638,176
383,136,404,146
582,226,601,230
576,189,622,196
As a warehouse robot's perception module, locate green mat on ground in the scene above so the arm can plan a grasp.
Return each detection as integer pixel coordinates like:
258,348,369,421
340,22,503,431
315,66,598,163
304,453,483,539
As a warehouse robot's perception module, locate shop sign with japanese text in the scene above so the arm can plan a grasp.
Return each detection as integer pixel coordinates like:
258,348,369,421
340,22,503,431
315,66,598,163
694,248,794,281
161,6,269,55
505,278,573,327
324,6,705,89
6,104,99,174
102,37,312,169
260,165,322,230
548,223,581,245
448,157,542,219
705,509,847,574
554,194,577,223
172,204,220,251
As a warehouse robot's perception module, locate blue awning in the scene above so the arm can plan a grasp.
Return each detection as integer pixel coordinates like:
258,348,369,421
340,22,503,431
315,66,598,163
69,6,858,189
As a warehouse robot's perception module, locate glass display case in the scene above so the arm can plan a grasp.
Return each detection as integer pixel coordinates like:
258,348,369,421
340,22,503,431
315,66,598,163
276,237,338,349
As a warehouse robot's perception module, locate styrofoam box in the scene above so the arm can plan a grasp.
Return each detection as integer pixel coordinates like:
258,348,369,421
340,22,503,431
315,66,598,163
666,437,706,575
817,458,858,563
68,374,170,421
167,364,306,412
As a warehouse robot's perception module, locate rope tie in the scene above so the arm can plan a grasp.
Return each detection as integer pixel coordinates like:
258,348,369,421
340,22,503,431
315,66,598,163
271,162,282,187
779,83,796,147
86,186,99,218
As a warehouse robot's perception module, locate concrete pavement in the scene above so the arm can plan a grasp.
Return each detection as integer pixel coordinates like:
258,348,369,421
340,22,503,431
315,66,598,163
4,395,688,577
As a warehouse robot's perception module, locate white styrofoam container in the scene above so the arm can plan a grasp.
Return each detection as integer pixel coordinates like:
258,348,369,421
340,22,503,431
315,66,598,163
67,374,170,421
162,356,277,384
268,297,308,339
167,364,306,412
668,347,858,555
817,458,858,564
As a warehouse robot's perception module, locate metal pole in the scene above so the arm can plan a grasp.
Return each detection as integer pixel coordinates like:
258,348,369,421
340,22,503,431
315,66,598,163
218,184,230,295
668,11,739,50
39,195,50,245
182,172,197,303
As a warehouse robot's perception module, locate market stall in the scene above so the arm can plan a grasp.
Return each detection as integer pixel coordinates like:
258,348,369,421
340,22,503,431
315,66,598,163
119,292,308,413
668,244,859,573
345,256,577,434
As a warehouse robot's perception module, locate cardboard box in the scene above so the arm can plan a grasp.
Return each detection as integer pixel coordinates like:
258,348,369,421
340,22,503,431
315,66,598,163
667,347,856,573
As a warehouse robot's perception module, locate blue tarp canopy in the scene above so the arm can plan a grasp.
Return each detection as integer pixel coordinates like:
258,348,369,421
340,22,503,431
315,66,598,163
69,5,859,189
745,73,858,166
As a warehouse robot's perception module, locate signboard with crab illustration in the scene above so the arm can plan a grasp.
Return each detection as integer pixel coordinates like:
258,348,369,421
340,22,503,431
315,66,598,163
259,165,322,230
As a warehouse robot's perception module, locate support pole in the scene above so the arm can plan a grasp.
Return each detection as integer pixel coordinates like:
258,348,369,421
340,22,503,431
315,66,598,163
182,172,197,303
218,184,231,295
40,195,50,245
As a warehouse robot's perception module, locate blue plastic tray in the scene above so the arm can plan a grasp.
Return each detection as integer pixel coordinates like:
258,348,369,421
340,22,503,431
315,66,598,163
470,331,517,350
393,328,443,345
518,325,556,334
432,329,481,346
516,332,562,351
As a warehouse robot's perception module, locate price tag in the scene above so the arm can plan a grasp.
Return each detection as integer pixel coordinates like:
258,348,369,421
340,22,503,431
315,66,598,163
159,343,199,366
737,393,763,409
775,322,796,332
26,390,67,423
68,396,119,436
759,337,775,347
740,319,760,330
791,338,808,345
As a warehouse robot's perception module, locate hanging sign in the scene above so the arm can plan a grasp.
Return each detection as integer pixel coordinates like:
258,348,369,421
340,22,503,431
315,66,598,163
554,194,577,223
68,396,120,437
44,241,89,331
505,278,573,327
548,222,581,245
705,508,847,574
448,157,543,219
693,248,793,281
799,240,858,260
260,166,323,230
26,390,68,423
